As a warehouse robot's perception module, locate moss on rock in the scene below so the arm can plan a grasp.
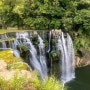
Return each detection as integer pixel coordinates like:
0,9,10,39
0,50,30,70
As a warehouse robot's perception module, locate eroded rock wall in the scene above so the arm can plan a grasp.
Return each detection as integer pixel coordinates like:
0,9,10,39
75,49,90,67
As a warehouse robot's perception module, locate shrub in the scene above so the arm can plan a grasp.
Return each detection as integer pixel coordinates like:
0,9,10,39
0,74,66,90
0,73,25,90
37,76,65,90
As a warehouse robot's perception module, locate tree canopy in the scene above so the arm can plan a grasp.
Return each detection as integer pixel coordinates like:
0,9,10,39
0,0,89,31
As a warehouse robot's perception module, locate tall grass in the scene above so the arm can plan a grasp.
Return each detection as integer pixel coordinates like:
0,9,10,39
37,76,65,90
0,73,25,90
0,73,66,90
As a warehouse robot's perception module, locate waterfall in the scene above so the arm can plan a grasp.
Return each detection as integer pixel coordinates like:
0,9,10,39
27,38,44,79
2,42,7,48
47,31,51,52
0,30,75,83
7,33,22,58
29,50,44,79
38,35,47,79
13,40,20,58
16,32,29,39
66,33,75,79
16,32,46,80
0,34,8,39
0,34,7,48
57,32,75,83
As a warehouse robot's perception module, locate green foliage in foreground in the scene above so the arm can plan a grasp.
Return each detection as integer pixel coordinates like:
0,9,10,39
37,77,65,90
0,73,66,90
0,73,25,90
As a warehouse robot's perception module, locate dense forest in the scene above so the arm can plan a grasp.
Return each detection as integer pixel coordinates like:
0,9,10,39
0,0,90,51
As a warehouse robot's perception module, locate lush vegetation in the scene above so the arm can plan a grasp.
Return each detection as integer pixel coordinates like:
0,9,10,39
0,0,90,51
0,30,30,34
0,0,90,89
0,74,64,90
0,50,65,90
0,50,30,70
0,73,26,90
0,0,90,31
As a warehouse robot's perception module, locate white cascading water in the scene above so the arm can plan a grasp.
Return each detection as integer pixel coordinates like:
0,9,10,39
66,33,75,79
16,32,29,39
13,40,20,58
2,42,7,48
47,31,51,52
0,34,8,39
28,39,44,80
0,34,7,48
0,31,75,83
38,35,47,79
16,32,45,80
7,32,21,58
57,32,75,84
0,34,20,59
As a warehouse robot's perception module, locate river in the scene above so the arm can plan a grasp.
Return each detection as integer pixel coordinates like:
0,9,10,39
66,65,90,90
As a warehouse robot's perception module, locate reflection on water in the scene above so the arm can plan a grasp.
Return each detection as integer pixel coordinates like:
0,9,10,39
66,65,90,90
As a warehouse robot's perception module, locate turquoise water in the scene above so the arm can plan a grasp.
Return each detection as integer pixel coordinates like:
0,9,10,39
67,65,90,90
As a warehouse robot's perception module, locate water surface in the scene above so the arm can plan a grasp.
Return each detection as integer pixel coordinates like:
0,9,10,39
67,65,90,90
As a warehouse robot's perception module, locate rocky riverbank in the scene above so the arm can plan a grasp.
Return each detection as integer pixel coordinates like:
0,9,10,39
75,49,90,67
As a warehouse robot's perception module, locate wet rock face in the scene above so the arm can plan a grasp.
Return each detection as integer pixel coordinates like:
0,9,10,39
75,49,90,67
